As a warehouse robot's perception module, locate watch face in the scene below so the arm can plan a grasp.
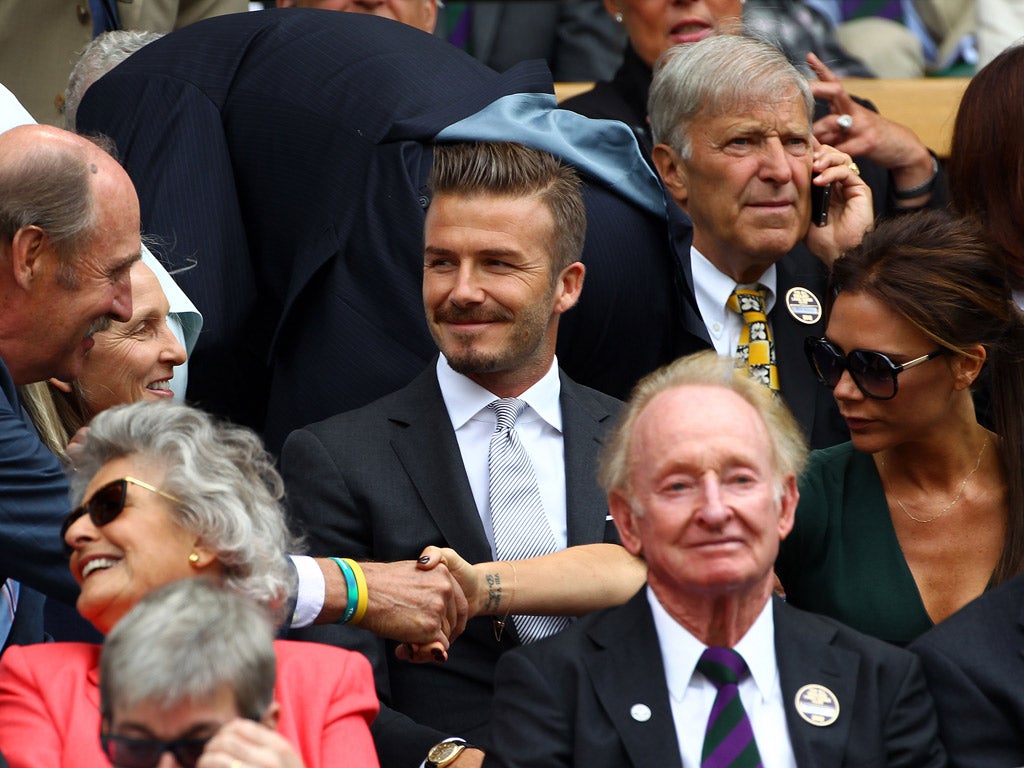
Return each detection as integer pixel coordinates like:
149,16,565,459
428,742,464,765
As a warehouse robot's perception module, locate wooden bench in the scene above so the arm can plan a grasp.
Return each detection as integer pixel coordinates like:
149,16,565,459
554,78,970,158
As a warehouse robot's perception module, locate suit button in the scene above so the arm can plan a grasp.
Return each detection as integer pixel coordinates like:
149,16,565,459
76,4,91,24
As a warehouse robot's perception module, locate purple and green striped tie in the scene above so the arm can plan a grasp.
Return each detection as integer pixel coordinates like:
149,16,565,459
697,647,764,768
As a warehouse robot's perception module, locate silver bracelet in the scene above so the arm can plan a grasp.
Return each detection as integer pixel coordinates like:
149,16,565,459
893,155,939,200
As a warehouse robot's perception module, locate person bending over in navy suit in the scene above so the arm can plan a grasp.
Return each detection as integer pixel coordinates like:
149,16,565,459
649,34,873,449
486,350,947,768
282,142,625,768
74,10,677,452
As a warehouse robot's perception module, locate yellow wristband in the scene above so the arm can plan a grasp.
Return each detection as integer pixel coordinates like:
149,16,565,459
344,558,369,625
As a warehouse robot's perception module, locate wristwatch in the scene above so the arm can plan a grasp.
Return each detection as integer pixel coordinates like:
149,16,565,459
425,740,473,768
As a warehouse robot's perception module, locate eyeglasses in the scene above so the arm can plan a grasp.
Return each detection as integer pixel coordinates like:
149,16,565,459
61,476,181,554
100,733,210,768
804,337,944,400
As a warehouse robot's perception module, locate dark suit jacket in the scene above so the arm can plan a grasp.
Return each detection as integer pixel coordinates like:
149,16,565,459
909,574,1024,768
77,9,680,453
0,355,79,652
487,590,947,768
281,363,620,768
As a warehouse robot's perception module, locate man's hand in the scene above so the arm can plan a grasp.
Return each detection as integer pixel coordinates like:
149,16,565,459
417,546,488,616
807,52,936,204
197,718,305,768
314,558,469,648
394,547,482,664
803,140,874,266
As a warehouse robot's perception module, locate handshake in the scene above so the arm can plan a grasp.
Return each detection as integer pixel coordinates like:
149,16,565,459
315,544,644,663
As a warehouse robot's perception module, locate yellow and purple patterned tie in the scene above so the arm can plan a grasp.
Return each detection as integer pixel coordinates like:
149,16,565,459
727,287,779,392
698,647,764,768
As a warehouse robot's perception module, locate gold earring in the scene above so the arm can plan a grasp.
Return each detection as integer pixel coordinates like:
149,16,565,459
188,552,200,565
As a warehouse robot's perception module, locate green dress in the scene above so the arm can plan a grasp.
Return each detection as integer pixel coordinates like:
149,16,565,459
776,442,935,646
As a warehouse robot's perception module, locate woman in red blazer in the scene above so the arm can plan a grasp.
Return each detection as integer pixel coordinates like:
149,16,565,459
0,401,379,768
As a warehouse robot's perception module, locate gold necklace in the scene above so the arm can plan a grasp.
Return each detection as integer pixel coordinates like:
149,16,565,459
881,436,989,524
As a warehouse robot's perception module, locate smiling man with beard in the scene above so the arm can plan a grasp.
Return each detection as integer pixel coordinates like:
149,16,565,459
281,141,623,768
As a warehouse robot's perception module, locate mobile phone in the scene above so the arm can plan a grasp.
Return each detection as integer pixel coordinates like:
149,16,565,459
811,182,831,228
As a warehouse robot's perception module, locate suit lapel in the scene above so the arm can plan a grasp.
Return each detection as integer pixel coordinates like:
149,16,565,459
774,599,857,766
386,366,617,561
584,592,684,768
670,206,714,351
772,251,829,438
386,365,494,563
560,373,617,546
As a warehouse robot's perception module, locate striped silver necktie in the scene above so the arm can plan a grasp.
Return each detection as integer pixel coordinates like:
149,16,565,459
487,397,570,643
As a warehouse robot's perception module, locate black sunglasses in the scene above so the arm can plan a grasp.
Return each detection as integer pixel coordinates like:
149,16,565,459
61,476,180,555
804,337,944,400
100,733,209,768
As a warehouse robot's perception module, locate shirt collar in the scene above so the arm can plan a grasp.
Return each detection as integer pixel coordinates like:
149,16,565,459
436,355,563,433
648,586,778,704
692,247,778,327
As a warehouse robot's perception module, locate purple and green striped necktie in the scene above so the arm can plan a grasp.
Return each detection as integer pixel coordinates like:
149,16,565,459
697,646,764,768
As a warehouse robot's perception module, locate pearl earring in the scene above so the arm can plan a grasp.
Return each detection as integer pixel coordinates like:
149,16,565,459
614,11,623,23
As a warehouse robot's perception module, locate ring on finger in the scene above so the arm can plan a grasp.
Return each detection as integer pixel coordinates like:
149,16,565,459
837,113,853,131
848,161,860,176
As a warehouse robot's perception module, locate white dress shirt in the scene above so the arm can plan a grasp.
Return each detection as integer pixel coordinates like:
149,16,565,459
436,354,568,554
691,247,778,357
648,587,797,768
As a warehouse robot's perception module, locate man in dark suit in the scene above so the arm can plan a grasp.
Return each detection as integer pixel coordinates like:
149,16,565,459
649,34,874,449
909,573,1024,768
75,9,678,454
486,351,947,768
0,124,142,648
282,142,621,768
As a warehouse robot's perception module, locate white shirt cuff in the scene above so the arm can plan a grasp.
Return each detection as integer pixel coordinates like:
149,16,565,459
289,555,325,628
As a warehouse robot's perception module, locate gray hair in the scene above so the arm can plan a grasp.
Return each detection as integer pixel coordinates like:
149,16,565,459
598,351,808,503
71,401,298,623
429,142,586,273
65,30,164,133
0,137,95,284
100,578,276,721
648,35,814,159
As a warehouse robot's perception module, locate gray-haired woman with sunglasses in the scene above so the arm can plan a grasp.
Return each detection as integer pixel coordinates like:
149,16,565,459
0,400,381,768
775,209,1024,646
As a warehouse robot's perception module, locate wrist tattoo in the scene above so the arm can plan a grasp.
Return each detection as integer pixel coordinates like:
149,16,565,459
484,572,502,613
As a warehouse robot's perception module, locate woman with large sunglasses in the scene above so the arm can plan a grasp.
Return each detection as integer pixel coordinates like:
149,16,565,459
0,400,380,768
774,209,1024,646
